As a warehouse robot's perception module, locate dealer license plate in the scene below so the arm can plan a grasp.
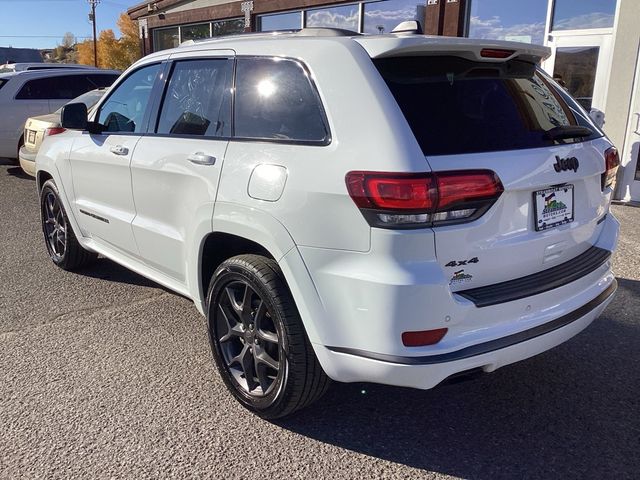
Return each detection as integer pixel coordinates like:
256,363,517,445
27,130,36,144
533,185,574,232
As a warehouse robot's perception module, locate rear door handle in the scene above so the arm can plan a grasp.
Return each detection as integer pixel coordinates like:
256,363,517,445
187,152,216,166
110,145,129,156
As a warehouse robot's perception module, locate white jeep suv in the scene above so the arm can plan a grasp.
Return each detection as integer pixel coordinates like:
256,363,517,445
36,29,620,418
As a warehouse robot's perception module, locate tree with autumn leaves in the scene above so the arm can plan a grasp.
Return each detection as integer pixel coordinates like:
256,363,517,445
77,13,141,70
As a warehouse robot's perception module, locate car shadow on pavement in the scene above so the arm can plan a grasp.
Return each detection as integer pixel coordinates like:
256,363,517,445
6,166,34,180
76,258,161,289
277,277,640,479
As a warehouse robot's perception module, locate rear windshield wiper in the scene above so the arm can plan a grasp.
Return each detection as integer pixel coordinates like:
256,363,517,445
544,125,594,140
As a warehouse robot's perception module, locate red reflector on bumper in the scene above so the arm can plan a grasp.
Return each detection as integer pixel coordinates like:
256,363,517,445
402,328,448,347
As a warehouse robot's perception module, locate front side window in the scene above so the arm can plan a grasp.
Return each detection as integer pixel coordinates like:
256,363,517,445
467,0,548,45
156,59,233,137
97,63,160,134
234,58,329,143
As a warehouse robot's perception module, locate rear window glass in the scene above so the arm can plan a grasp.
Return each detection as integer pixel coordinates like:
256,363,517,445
234,57,330,144
374,56,602,156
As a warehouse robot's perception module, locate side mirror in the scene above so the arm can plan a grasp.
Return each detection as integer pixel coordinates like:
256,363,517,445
61,102,88,130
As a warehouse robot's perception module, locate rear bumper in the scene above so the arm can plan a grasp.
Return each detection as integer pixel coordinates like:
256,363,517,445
314,280,616,389
18,146,37,177
283,213,620,388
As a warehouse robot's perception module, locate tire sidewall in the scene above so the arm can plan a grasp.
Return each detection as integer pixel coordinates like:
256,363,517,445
206,261,291,414
40,180,66,266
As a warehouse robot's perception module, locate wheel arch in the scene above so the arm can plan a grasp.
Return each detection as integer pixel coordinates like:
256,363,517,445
198,206,326,349
37,170,53,192
195,204,297,311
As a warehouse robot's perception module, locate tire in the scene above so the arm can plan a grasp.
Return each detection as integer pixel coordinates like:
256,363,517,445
40,179,97,270
207,254,330,419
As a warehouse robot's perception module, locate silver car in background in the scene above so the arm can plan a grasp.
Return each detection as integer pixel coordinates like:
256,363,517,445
0,68,119,160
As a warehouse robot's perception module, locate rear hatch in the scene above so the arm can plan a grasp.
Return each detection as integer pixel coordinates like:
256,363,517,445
361,37,614,293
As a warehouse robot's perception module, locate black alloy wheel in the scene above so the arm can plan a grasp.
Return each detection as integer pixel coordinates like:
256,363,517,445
39,179,97,270
207,255,330,419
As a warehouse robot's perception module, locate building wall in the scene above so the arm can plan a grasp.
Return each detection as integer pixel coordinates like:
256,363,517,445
604,0,640,152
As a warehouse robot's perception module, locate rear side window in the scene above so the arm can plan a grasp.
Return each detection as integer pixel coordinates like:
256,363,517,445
15,73,118,100
234,57,329,144
374,56,602,156
0,79,7,91
157,59,233,137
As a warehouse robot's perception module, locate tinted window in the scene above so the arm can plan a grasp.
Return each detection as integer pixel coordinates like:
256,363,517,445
234,58,329,143
0,79,7,91
374,56,602,156
16,73,117,100
157,59,232,137
97,64,160,134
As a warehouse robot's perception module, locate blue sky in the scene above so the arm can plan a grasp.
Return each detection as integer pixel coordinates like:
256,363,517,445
0,0,139,49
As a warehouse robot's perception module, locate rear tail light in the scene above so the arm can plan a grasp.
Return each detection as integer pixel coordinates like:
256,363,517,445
601,146,620,191
346,170,503,229
402,328,448,347
45,127,66,136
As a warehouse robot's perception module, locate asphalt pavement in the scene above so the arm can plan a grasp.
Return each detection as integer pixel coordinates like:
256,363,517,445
1,159,639,479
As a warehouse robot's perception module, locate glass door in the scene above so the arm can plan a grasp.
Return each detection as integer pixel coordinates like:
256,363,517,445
542,33,613,113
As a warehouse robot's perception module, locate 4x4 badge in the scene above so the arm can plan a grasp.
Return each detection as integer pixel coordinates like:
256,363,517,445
554,155,579,173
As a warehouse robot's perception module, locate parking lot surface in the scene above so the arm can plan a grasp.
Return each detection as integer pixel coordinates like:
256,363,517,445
1,159,639,479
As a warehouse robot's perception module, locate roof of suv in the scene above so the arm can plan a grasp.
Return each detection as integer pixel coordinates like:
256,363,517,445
147,29,550,65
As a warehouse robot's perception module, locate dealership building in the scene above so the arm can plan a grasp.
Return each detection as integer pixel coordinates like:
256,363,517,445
127,0,640,203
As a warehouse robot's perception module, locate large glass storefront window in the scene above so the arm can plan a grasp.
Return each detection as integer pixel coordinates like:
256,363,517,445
181,23,210,42
257,0,420,34
363,0,422,34
153,27,180,51
467,0,547,45
305,4,359,31
552,46,600,111
153,18,244,51
213,18,245,36
258,11,302,31
552,0,617,31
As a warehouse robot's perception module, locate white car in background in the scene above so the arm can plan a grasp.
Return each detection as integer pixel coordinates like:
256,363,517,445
19,88,108,177
0,68,119,159
35,28,620,418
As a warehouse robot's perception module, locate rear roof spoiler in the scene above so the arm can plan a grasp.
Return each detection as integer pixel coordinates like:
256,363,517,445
355,36,551,64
